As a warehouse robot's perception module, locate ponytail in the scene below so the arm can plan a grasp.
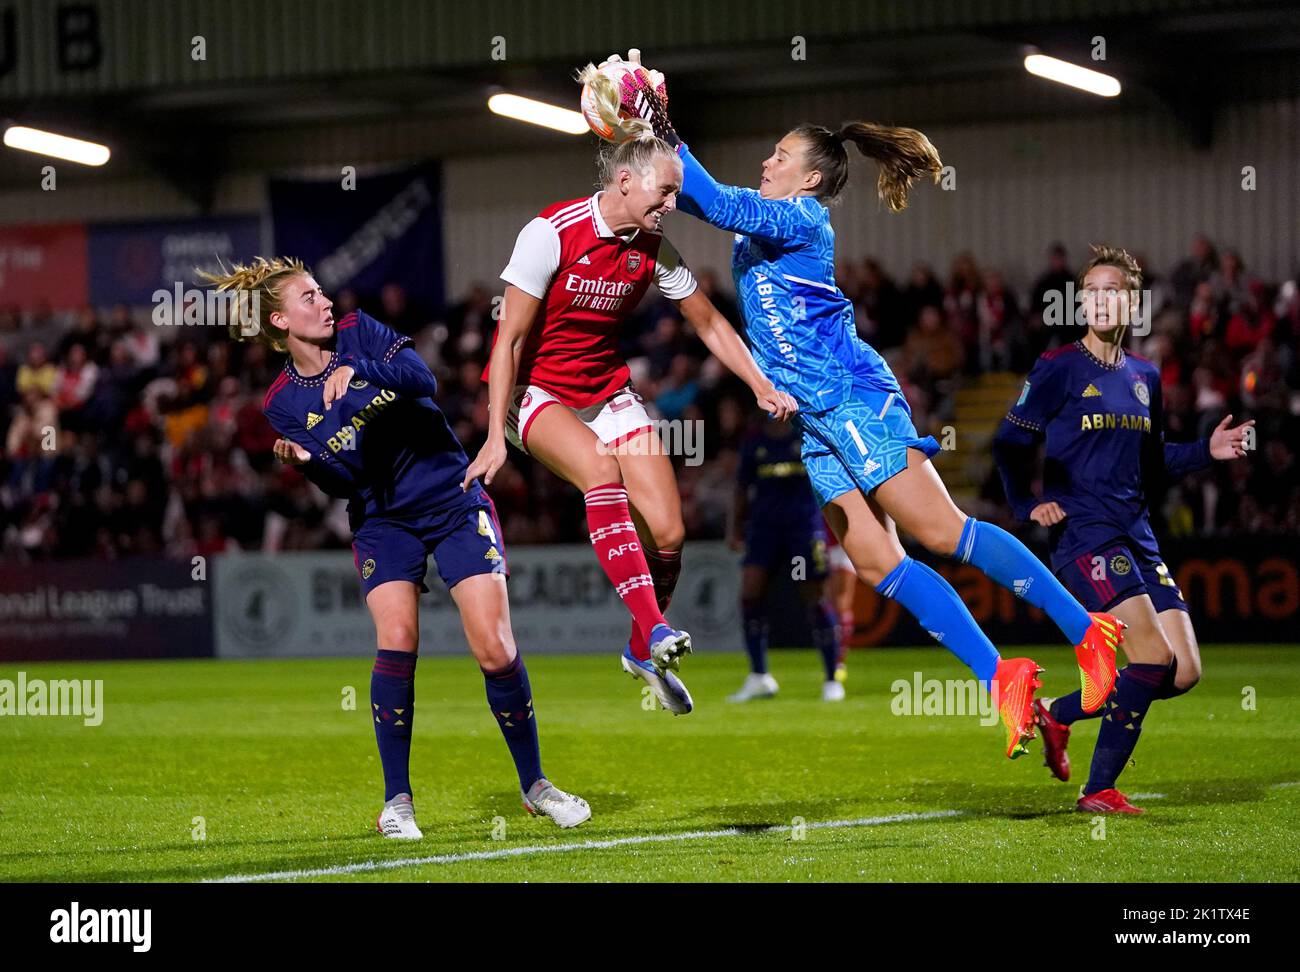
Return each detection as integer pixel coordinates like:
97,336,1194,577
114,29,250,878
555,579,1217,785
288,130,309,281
792,122,942,210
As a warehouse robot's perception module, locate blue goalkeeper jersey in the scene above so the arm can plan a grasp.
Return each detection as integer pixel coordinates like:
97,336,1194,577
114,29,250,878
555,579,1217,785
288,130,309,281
676,144,901,411
262,310,485,529
992,340,1211,561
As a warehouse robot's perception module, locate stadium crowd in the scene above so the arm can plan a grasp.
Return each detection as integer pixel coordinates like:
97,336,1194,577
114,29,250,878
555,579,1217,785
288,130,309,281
1,233,1297,563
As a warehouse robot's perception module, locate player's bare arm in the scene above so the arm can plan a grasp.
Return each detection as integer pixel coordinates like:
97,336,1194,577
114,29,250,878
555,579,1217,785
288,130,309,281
464,285,542,489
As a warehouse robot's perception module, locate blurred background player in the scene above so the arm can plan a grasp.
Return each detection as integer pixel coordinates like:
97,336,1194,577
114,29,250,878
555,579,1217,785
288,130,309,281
206,257,591,837
628,56,1126,759
993,244,1255,813
464,130,796,716
825,523,857,683
726,417,844,702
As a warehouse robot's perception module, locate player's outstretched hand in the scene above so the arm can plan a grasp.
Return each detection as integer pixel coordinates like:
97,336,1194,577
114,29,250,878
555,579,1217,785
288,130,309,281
323,365,356,411
463,437,507,490
756,386,799,422
1030,501,1067,527
1210,414,1255,460
273,438,311,465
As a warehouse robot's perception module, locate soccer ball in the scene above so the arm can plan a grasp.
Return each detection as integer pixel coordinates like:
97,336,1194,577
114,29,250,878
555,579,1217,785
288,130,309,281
579,62,641,142
578,55,667,142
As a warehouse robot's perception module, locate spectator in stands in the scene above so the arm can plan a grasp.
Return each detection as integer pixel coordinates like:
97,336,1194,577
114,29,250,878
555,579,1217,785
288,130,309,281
53,343,100,430
16,341,57,398
900,262,944,328
1171,232,1219,309
1028,242,1074,354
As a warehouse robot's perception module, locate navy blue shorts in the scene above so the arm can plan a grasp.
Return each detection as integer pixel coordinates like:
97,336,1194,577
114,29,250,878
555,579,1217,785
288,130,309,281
351,495,508,598
743,516,829,580
1055,536,1187,614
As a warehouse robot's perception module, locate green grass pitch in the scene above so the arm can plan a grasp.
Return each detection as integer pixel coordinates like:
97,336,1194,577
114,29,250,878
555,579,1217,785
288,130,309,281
2,645,1297,882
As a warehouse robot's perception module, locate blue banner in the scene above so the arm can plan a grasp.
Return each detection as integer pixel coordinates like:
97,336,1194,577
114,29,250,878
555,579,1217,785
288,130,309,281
87,217,263,305
269,162,443,313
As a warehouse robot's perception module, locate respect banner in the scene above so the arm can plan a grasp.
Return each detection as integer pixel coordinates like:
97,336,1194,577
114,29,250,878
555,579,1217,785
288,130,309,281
269,162,443,311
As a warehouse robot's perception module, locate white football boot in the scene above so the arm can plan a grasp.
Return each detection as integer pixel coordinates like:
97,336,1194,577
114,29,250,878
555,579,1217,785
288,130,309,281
648,622,693,673
728,672,779,702
522,779,592,829
376,793,423,840
621,646,694,715
822,679,846,702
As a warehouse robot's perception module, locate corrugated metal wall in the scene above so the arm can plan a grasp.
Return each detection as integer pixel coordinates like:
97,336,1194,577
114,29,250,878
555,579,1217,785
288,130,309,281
0,0,1251,98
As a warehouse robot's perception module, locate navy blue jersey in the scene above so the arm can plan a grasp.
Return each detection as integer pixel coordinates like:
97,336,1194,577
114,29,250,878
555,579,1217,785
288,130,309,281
993,340,1211,562
737,426,821,524
263,310,485,528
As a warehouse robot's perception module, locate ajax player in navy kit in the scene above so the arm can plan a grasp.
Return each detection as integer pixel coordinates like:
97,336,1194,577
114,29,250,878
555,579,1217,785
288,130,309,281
727,418,845,702
205,257,590,839
994,245,1254,813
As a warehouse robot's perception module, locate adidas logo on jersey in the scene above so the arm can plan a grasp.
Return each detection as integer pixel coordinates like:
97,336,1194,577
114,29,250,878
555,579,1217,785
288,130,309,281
864,458,882,476
1082,384,1102,398
577,254,592,265
306,411,323,429
1013,577,1034,598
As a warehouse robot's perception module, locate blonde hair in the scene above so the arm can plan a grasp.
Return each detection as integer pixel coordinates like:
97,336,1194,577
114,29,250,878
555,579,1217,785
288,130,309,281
595,134,680,190
197,256,309,352
1077,243,1142,293
576,62,651,143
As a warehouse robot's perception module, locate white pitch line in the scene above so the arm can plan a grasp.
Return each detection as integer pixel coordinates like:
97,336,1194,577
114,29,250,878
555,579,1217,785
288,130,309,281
207,809,964,884
1127,792,1167,800
1269,781,1300,789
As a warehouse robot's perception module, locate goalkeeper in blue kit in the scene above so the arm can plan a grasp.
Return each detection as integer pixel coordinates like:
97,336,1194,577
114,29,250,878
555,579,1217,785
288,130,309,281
620,51,1127,760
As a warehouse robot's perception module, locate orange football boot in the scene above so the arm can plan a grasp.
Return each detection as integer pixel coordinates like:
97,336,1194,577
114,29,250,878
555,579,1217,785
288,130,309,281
992,658,1044,759
1075,612,1125,713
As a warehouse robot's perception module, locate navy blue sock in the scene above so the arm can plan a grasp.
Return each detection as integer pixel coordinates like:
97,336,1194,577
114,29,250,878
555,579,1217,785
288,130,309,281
371,649,416,801
808,599,839,681
1084,663,1168,795
1049,689,1100,726
483,653,544,793
876,556,1000,688
742,596,769,674
1154,655,1195,699
955,518,1092,645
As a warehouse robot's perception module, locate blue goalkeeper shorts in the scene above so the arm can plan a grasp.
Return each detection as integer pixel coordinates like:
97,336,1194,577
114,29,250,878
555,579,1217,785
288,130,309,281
798,387,941,507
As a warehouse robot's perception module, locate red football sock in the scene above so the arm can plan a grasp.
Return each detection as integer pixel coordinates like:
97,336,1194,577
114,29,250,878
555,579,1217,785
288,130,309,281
585,483,664,660
837,610,854,664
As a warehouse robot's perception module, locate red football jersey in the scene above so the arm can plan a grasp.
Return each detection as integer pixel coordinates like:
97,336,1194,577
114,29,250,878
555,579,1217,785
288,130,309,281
485,193,696,408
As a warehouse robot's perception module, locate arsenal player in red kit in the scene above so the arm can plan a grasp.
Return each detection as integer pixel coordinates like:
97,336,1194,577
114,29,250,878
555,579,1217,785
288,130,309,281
465,134,796,714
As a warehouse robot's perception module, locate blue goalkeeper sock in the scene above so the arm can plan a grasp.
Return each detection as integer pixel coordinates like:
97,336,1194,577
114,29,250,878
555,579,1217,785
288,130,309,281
742,596,769,674
955,517,1091,645
483,653,544,793
371,649,416,801
1084,663,1167,795
808,599,840,681
876,556,1000,688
